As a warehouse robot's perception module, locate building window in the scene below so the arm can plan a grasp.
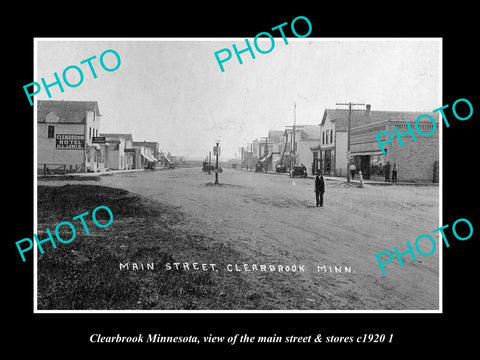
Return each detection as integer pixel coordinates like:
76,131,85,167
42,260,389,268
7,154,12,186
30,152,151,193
326,131,329,144
322,131,325,144
330,129,333,143
89,127,92,140
47,125,54,138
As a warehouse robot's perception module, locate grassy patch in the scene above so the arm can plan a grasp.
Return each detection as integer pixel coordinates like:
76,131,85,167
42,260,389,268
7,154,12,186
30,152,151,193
37,184,261,310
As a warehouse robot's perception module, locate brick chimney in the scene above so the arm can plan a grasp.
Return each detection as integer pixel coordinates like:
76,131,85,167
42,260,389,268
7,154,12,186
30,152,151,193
366,104,371,116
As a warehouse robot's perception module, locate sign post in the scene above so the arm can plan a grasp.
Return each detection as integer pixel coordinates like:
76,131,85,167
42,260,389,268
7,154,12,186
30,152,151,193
92,136,106,144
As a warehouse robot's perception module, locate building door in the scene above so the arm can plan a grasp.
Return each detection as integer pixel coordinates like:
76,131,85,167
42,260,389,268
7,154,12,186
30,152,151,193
360,155,371,179
312,158,319,175
323,150,331,176
312,151,319,175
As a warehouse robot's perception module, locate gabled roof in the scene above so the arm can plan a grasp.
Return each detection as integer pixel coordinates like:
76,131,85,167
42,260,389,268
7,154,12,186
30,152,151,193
38,100,101,123
268,130,284,137
101,133,133,142
321,108,439,131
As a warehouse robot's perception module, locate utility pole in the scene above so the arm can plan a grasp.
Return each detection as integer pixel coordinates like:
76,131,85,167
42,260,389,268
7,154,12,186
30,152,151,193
250,143,255,171
248,143,253,171
240,147,244,170
214,140,220,185
208,151,211,175
265,137,268,173
336,102,365,183
292,102,296,168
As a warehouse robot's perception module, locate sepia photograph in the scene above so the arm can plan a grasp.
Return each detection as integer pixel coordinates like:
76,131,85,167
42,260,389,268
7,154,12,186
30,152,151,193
33,38,441,312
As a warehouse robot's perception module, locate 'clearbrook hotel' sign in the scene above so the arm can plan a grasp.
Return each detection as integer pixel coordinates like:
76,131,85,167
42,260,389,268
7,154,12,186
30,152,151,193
56,134,85,150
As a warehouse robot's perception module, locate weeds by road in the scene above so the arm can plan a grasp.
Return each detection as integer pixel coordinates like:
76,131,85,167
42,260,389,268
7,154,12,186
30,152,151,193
37,184,264,310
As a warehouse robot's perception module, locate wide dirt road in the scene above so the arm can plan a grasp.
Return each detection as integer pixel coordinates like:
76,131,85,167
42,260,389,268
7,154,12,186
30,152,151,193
96,167,440,311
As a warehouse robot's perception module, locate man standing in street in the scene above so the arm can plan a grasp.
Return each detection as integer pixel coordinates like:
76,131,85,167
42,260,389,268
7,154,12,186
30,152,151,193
385,161,391,182
349,163,356,180
315,171,325,207
392,163,398,183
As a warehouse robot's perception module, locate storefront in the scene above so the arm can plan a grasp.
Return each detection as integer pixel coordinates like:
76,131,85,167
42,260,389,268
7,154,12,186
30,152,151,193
351,151,385,180
322,149,333,176
86,143,106,172
349,112,439,182
310,146,321,175
141,152,158,169
309,145,336,176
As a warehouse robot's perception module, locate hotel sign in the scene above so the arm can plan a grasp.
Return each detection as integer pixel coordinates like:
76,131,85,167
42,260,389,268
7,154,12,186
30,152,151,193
56,134,85,150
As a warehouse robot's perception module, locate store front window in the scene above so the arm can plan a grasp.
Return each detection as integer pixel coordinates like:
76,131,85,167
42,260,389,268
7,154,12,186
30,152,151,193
352,153,386,180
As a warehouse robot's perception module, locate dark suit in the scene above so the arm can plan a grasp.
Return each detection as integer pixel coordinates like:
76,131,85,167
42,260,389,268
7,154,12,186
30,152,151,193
315,175,325,207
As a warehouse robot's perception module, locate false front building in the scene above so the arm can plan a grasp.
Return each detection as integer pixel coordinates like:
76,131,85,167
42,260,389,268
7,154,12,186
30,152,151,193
318,104,439,182
349,108,439,182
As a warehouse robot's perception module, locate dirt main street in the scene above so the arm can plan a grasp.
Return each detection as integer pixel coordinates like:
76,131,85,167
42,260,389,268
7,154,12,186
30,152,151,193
40,167,440,310
74,166,439,311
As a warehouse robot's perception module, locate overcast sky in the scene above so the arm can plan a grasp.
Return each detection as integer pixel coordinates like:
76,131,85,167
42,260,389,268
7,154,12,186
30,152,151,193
36,38,440,160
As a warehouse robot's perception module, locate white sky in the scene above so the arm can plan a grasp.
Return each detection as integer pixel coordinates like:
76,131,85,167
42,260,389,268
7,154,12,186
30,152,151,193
36,38,440,160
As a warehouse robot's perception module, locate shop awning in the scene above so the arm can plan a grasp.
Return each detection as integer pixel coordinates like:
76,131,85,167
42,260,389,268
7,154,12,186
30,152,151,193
351,150,384,156
141,153,157,162
259,153,273,162
146,154,157,162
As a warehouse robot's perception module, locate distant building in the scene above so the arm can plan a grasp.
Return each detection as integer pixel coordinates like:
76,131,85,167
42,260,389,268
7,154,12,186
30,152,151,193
251,139,260,168
258,137,274,171
316,109,350,176
37,100,104,173
157,150,172,168
134,141,159,158
132,141,158,169
267,130,285,171
285,125,320,174
100,133,135,170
